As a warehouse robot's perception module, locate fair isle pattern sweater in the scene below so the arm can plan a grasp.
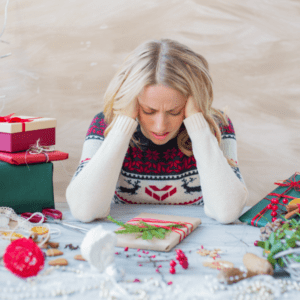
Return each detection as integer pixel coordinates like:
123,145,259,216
70,112,247,213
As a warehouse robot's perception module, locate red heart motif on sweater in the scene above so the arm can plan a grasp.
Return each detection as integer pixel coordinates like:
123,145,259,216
145,185,177,201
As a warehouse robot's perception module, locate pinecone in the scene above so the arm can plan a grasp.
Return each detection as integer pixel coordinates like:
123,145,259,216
259,219,283,241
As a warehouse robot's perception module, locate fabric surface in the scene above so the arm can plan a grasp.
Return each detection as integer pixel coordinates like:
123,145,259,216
66,112,248,223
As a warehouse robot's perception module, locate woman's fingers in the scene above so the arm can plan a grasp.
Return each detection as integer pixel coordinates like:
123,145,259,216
185,96,200,118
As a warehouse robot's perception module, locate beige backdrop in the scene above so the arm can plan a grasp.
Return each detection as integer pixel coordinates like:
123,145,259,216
1,0,300,205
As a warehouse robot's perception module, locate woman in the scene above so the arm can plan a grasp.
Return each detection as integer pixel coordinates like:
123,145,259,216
66,39,248,224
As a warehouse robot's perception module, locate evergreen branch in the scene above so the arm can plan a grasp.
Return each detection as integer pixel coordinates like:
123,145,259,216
107,215,184,240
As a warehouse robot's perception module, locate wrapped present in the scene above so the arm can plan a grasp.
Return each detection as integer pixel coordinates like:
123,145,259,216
239,172,300,227
0,113,56,152
114,212,201,252
0,150,68,165
0,161,54,214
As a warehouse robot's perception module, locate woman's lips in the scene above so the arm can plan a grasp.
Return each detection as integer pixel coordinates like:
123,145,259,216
151,132,169,140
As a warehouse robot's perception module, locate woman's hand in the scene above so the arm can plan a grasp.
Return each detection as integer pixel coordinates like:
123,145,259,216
121,98,139,120
185,96,201,119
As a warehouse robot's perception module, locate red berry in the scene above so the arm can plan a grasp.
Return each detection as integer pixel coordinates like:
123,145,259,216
271,211,277,217
179,253,186,260
170,260,177,267
176,255,181,261
124,247,128,251
254,240,259,246
179,260,184,265
282,199,288,204
272,205,278,211
271,198,279,204
169,267,176,274
176,249,183,254
267,204,272,210
272,217,277,222
182,261,189,269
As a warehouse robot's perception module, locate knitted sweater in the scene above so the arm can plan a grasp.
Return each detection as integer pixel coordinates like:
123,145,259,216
66,112,248,223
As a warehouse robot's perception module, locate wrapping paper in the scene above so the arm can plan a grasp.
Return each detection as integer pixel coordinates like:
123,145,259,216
0,150,68,165
115,212,201,252
0,161,54,214
0,115,56,152
239,173,300,227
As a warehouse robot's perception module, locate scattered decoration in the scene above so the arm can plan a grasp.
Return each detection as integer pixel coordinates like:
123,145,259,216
203,259,234,270
197,246,222,258
46,249,64,257
48,258,68,266
65,243,79,250
3,238,44,278
74,254,86,261
176,249,189,269
124,246,128,251
243,253,274,275
31,226,49,235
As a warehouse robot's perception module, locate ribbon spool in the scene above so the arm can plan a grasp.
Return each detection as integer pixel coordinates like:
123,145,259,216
81,225,117,273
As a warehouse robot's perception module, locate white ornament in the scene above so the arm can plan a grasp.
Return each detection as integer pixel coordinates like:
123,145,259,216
81,225,117,272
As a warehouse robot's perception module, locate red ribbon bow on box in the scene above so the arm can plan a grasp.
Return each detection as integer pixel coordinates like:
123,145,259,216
0,113,37,132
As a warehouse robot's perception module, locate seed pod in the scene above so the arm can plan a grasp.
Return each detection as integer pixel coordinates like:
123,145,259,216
243,253,273,275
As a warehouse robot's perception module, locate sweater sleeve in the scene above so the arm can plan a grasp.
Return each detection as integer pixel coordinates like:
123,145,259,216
66,113,138,222
183,112,248,224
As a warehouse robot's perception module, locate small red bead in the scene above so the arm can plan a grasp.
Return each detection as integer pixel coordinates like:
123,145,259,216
271,198,279,204
169,267,176,274
267,204,272,210
254,240,259,246
271,211,277,217
282,199,288,204
272,205,278,211
170,260,177,267
272,217,277,222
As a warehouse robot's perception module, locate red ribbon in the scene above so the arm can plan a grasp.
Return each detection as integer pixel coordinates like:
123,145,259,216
127,218,194,242
251,173,300,226
0,113,37,132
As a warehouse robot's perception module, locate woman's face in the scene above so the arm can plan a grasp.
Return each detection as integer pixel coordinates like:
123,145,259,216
137,84,187,145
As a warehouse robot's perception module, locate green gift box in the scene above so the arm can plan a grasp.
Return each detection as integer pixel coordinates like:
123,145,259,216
0,161,54,213
239,173,300,227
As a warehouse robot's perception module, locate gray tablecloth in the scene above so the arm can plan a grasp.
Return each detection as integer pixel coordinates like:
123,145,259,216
0,203,296,300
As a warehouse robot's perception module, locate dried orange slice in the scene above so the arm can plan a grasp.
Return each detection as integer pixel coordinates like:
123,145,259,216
289,198,300,205
31,226,49,235
0,232,24,240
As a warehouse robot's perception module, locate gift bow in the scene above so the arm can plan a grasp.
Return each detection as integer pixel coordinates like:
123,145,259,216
274,174,300,192
128,218,194,242
26,139,55,163
0,113,38,132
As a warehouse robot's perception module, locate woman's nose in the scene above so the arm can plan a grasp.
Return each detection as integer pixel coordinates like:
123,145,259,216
154,113,168,133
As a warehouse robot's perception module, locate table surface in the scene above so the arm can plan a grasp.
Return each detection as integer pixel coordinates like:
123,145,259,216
0,203,297,300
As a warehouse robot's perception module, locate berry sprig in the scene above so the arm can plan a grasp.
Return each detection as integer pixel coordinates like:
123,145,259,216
169,249,189,274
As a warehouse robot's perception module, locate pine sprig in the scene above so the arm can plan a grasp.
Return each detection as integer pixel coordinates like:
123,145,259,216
107,215,184,240
257,216,300,268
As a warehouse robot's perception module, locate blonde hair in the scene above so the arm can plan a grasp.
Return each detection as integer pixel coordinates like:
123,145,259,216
103,39,236,167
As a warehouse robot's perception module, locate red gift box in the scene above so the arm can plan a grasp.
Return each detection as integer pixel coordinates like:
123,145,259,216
0,114,56,152
0,150,69,165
